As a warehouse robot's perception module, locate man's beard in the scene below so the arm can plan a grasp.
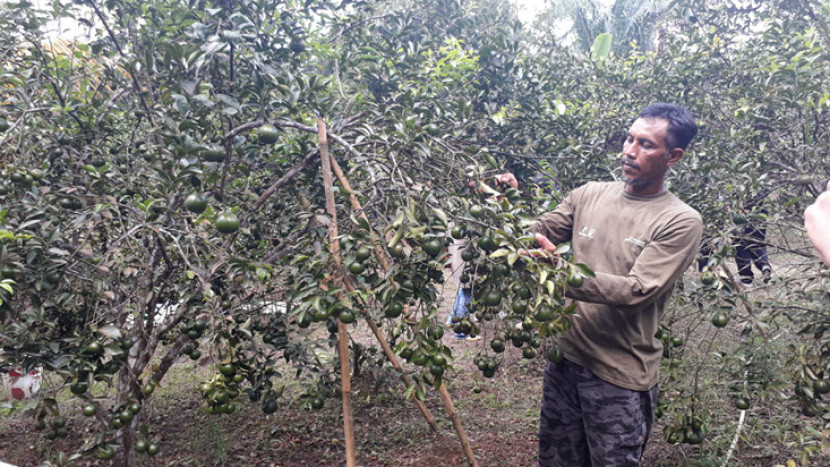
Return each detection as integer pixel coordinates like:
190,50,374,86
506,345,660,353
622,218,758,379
620,159,651,188
621,173,652,188
620,152,669,189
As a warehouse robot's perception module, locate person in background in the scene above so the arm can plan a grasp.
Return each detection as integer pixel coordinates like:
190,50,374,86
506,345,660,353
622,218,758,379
445,174,520,340
805,180,830,268
734,193,772,287
446,238,479,341
696,193,772,289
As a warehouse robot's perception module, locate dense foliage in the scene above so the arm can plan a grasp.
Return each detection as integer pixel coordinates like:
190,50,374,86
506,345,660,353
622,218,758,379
1,0,828,464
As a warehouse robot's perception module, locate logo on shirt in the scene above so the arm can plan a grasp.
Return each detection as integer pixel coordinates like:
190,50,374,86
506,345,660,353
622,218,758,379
624,236,646,247
578,226,596,239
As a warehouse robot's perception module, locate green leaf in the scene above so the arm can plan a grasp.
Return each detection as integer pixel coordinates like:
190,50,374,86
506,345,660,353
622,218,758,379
489,248,510,258
590,33,612,61
574,263,595,278
403,382,415,400
172,93,189,115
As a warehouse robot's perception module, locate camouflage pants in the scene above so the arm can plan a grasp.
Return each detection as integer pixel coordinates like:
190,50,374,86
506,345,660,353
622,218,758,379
539,359,658,467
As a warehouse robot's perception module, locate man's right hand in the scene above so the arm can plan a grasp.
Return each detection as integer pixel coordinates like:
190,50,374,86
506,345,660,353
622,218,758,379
494,173,518,189
518,233,559,261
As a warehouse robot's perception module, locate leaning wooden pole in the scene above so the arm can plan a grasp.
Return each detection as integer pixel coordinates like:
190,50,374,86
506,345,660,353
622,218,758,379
328,157,438,431
718,263,769,342
329,157,391,272
327,156,478,466
317,119,356,467
438,384,479,467
363,318,439,430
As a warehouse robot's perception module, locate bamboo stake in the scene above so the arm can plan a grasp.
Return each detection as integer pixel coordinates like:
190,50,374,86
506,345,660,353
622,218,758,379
329,156,390,272
327,156,478,466
363,311,438,430
719,264,755,315
328,150,439,431
317,119,356,467
438,384,480,467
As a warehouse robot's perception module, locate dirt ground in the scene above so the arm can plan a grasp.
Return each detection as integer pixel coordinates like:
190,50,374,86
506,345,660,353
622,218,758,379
1,258,825,466
0,343,784,467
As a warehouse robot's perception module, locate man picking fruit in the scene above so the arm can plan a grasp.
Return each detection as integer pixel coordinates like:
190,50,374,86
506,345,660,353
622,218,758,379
527,103,703,466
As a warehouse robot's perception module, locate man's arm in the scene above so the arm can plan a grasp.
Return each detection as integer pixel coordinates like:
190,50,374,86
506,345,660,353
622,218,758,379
805,181,830,267
565,214,703,310
531,189,577,245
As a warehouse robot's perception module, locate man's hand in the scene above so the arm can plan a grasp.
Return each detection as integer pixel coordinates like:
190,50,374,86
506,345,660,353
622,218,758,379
519,233,559,261
469,173,519,191
494,173,518,189
805,180,830,267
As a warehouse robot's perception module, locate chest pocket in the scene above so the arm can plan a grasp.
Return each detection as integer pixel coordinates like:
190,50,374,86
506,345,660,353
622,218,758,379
613,236,647,273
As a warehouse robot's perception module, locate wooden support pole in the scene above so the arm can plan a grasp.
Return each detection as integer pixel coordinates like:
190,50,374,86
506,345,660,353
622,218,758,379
317,119,356,467
365,315,439,431
326,155,478,466
438,384,479,467
329,156,391,272
327,154,438,431
718,263,769,342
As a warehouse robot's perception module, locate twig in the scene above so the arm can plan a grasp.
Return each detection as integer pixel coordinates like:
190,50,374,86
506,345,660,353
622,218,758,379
252,150,320,210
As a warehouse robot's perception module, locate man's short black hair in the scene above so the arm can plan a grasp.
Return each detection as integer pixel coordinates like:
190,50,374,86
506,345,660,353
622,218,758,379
638,103,697,150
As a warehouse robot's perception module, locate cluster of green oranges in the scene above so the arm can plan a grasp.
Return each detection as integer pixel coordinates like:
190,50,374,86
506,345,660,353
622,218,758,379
133,438,160,457
347,246,373,276
655,327,684,358
199,363,247,415
108,400,142,429
1,166,44,192
663,413,707,445
397,324,449,379
96,438,159,460
295,295,357,327
179,320,208,360
449,189,579,378
794,358,830,417
36,416,68,441
473,354,499,378
63,337,133,402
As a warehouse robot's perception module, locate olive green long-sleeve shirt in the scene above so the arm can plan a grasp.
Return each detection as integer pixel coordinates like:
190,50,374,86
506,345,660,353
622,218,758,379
534,181,703,391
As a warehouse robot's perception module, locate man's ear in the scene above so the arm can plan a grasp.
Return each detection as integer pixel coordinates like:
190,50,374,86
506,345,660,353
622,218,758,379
667,148,684,166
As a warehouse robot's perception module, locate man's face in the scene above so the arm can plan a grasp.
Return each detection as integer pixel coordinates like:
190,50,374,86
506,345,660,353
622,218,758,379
620,118,681,195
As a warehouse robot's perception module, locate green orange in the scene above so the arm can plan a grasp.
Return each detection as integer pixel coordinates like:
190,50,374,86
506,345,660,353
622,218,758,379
215,211,240,234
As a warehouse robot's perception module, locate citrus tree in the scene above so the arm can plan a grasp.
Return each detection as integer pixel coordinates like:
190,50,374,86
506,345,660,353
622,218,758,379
0,0,581,464
3,0,829,463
